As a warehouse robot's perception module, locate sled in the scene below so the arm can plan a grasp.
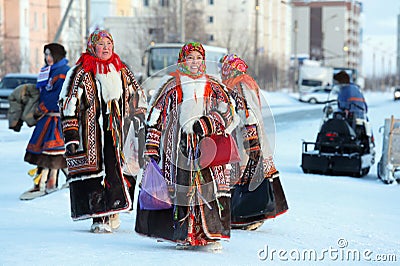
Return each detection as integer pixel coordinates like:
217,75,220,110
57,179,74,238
377,115,400,184
301,98,375,177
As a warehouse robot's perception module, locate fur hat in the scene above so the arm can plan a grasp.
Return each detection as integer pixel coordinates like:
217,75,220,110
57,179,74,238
333,70,350,84
44,43,66,64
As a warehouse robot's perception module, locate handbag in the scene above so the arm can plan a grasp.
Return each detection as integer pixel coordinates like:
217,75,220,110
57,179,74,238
231,160,276,219
138,158,172,210
199,133,241,167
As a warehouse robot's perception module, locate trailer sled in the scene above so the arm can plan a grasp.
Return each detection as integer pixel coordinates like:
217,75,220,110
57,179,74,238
377,116,400,184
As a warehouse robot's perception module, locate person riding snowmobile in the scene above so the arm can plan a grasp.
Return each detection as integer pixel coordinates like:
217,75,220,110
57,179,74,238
333,70,367,119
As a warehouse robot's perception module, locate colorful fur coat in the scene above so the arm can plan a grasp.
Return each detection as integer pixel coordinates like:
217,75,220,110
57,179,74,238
59,63,146,220
135,71,235,245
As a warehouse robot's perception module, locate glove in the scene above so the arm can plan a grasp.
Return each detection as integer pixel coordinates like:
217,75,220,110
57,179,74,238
65,143,78,156
33,110,45,120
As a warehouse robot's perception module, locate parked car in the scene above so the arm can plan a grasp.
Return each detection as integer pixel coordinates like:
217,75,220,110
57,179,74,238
0,73,37,115
394,87,400,101
299,86,332,104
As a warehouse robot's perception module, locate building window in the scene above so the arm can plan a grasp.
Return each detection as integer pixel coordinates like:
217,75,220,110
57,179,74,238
209,0,214,5
35,48,39,70
144,0,149,7
24,9,28,26
42,13,46,29
209,34,214,41
208,16,214,23
159,0,169,7
34,12,38,30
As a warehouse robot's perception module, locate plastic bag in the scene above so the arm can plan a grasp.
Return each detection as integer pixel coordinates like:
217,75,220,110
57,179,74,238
139,159,172,210
122,121,140,176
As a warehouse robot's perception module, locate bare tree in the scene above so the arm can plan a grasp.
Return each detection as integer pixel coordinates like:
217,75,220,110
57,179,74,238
183,1,207,43
255,55,281,91
2,43,21,74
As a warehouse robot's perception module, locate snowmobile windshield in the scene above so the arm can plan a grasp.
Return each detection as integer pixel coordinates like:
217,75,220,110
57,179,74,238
327,85,340,103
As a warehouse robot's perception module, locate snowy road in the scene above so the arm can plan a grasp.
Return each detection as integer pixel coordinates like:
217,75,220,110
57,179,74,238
0,91,399,266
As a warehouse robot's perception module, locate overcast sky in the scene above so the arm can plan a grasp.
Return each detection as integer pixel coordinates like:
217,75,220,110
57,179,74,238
360,0,399,77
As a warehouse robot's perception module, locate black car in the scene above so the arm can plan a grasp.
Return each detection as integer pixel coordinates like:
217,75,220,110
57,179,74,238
0,73,37,115
394,87,400,101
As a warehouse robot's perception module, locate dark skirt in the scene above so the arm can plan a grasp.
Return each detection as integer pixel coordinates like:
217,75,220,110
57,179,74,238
230,154,288,228
135,197,231,243
135,165,231,244
68,131,133,220
24,152,67,169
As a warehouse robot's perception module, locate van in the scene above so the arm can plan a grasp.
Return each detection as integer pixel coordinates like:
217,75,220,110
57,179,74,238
0,73,38,115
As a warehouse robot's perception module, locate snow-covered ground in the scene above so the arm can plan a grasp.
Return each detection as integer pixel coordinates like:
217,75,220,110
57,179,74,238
0,91,399,266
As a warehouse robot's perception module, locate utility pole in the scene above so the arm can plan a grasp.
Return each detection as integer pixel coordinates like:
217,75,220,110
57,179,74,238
86,0,91,41
53,0,74,42
180,0,185,43
254,0,259,80
293,19,298,93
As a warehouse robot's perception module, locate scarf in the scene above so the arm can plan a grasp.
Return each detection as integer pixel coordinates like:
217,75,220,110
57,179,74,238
36,58,69,88
177,42,206,78
76,52,123,75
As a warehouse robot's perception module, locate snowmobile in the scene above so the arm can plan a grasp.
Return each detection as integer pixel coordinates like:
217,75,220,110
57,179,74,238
377,116,400,184
301,89,375,177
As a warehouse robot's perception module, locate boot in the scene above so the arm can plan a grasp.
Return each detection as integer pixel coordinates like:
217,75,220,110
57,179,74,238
45,169,59,194
19,168,48,200
90,216,112,233
109,214,121,230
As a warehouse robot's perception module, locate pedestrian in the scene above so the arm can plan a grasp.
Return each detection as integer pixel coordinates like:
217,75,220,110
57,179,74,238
135,42,236,251
19,43,70,200
220,54,288,230
59,29,147,233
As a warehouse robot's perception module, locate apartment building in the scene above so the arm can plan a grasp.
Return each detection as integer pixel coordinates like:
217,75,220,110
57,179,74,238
291,0,362,73
0,0,86,75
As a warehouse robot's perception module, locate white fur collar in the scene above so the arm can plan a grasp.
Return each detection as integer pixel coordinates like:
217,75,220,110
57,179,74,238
179,75,206,134
96,64,122,103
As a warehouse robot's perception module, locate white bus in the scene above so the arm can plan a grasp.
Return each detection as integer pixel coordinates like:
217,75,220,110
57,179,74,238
140,43,228,100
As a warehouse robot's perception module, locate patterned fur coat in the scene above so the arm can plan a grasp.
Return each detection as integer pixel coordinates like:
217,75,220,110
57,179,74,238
135,71,236,245
59,63,146,220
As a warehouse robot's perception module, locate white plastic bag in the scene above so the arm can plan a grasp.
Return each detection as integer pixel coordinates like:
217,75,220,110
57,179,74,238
122,121,140,176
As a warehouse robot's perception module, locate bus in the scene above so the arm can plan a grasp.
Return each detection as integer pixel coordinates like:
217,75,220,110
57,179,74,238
140,43,228,100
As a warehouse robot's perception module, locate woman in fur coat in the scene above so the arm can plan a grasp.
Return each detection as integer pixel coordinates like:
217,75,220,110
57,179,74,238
220,54,288,230
20,43,70,200
135,42,236,250
59,29,147,233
